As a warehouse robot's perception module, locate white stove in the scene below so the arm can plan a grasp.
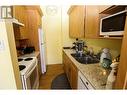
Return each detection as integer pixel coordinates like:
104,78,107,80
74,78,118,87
18,57,39,89
18,57,37,75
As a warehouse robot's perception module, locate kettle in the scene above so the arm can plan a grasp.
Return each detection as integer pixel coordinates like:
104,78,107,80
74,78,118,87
100,48,112,68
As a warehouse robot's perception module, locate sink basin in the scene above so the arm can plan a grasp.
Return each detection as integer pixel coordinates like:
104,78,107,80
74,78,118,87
71,53,99,64
71,53,86,57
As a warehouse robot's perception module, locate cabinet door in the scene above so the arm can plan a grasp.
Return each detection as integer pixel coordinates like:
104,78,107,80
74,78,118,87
13,6,22,22
63,51,78,89
13,6,28,39
85,6,99,38
63,52,66,72
115,16,127,89
63,52,70,81
20,7,28,39
99,5,112,13
70,63,78,89
69,6,85,38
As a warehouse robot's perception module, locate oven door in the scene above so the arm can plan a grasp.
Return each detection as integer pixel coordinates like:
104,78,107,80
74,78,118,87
24,63,39,89
78,76,88,89
78,71,95,90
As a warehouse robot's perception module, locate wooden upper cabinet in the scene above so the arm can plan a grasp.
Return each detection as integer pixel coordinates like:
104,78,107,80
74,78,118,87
85,6,99,38
68,6,85,38
13,6,42,41
25,6,43,28
13,6,24,23
37,12,42,28
99,5,112,13
13,6,28,39
26,6,42,51
68,5,99,38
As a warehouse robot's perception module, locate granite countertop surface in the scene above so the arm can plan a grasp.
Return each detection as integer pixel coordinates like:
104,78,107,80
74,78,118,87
20,51,40,57
63,49,110,89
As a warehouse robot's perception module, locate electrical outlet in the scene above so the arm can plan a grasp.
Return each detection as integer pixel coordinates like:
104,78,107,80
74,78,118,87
0,40,5,51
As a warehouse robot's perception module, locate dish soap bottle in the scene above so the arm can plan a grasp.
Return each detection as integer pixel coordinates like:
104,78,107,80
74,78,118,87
100,48,112,68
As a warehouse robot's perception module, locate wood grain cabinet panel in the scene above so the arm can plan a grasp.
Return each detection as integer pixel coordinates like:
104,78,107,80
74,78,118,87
63,52,71,81
25,6,42,51
99,5,112,13
13,6,28,39
85,6,99,38
68,5,99,38
13,6,42,51
115,16,127,89
63,51,78,89
68,6,85,38
70,62,78,89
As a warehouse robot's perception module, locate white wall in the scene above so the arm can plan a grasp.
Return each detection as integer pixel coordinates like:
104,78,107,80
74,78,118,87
41,6,62,65
61,5,75,47
41,5,75,65
0,21,17,89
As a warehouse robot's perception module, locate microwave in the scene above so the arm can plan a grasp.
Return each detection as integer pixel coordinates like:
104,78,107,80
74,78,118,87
100,10,127,36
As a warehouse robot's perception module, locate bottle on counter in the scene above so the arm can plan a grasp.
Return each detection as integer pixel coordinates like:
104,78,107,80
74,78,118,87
106,61,119,89
88,47,94,56
100,48,112,68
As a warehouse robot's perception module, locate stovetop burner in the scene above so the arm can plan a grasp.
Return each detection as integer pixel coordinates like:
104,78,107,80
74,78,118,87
24,58,33,61
19,65,26,71
18,58,23,62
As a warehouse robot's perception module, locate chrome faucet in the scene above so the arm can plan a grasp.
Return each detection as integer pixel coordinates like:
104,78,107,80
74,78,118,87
73,38,85,56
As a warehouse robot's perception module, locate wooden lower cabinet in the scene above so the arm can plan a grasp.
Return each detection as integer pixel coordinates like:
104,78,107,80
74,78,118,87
70,62,78,89
63,51,78,89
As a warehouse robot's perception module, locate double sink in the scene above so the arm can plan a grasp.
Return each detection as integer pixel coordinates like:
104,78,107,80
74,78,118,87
71,53,99,64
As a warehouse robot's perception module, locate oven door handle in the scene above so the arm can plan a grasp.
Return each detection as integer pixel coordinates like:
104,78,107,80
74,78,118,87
25,62,37,78
79,77,88,89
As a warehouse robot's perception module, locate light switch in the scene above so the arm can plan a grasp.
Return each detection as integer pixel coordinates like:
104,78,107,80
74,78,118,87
0,40,5,51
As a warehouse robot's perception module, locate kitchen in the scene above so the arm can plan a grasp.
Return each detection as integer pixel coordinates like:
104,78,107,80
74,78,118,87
0,5,127,90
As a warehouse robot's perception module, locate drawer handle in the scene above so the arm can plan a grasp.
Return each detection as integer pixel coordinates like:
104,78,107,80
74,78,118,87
86,82,88,85
79,77,88,89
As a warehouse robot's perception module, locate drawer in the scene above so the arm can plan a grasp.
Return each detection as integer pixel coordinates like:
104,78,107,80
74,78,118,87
78,71,95,89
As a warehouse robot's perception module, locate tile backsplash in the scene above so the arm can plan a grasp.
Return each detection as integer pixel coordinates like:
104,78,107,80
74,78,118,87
84,39,122,59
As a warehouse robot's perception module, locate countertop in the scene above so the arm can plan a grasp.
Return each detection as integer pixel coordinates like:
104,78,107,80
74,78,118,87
63,49,110,89
19,51,40,58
